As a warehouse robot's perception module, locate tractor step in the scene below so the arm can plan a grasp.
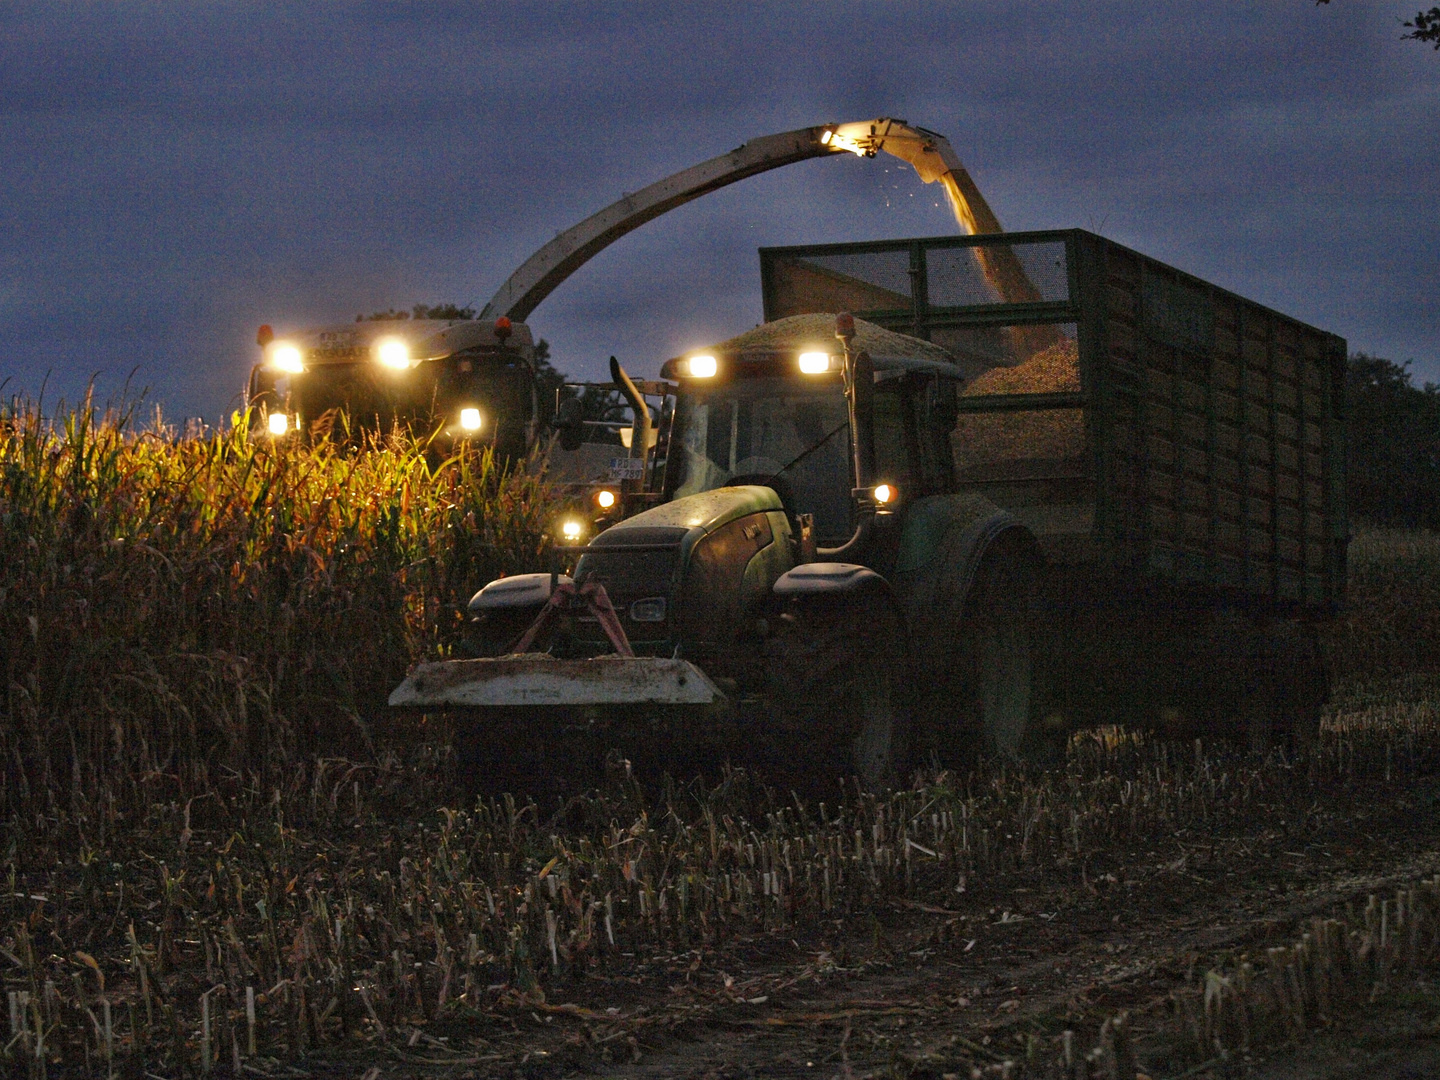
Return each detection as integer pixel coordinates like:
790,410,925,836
389,654,724,709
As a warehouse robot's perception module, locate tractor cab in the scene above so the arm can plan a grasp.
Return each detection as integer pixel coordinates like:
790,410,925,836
463,314,967,673
656,313,963,570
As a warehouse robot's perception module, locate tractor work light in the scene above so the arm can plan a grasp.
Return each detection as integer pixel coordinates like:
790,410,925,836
267,413,290,436
376,337,411,370
797,351,834,374
595,489,617,510
560,519,583,541
873,483,896,506
685,354,718,378
459,408,482,432
269,343,304,374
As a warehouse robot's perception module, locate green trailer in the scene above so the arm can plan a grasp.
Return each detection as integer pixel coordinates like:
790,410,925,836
761,229,1348,612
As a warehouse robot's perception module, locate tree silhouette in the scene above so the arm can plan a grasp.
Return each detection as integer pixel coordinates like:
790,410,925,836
1314,1,1440,49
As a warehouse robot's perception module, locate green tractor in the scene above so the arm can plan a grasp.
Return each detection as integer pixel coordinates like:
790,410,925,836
391,312,1044,791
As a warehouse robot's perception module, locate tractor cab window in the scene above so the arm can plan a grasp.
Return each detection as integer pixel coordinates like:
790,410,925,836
670,376,853,544
872,377,919,497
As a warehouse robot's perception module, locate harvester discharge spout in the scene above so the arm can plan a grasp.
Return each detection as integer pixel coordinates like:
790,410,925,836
479,117,1034,325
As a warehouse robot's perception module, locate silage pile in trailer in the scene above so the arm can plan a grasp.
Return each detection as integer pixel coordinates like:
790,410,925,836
954,338,1085,475
0,397,557,814
703,313,958,366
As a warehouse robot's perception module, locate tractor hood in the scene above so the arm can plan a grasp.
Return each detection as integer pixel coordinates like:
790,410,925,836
589,484,784,564
571,486,786,656
609,485,783,538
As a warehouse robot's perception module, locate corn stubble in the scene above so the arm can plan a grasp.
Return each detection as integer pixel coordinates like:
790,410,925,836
3,399,1440,1075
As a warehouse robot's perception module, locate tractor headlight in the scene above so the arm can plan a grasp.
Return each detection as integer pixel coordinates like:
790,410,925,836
459,408,482,432
267,412,290,436
376,337,411,370
873,483,896,506
629,597,666,623
798,351,834,375
595,489,617,510
685,354,718,378
269,343,304,374
560,519,583,541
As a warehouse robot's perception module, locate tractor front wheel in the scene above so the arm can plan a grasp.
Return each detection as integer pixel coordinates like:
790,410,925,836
761,595,910,793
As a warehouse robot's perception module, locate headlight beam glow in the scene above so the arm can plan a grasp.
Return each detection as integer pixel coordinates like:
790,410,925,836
798,351,832,374
376,338,411,370
269,344,304,374
687,354,718,378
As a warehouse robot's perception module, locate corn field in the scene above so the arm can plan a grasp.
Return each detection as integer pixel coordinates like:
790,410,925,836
3,399,1440,1076
0,394,555,815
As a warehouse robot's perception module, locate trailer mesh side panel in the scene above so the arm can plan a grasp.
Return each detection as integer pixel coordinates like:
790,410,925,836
1096,239,1346,609
759,229,1347,612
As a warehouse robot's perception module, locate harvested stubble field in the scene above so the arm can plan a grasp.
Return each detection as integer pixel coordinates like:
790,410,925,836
4,404,1440,1079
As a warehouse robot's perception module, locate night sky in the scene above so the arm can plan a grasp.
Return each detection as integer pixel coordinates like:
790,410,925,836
3,2,1437,422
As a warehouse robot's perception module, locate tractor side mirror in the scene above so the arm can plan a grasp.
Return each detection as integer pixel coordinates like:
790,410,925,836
927,377,958,431
553,395,585,451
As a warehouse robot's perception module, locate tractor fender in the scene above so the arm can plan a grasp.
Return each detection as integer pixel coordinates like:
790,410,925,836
770,562,903,632
773,562,888,597
895,493,1043,644
469,573,574,613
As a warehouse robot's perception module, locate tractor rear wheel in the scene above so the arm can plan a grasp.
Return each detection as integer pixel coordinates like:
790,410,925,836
949,547,1051,764
973,596,1037,760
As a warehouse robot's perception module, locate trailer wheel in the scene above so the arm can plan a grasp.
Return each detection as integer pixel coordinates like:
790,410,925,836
761,596,909,792
1251,624,1328,751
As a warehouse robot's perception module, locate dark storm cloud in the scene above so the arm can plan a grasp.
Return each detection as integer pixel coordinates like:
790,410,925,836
1,2,1436,418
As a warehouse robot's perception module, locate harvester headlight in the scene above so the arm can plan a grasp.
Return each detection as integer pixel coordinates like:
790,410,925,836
459,407,482,432
873,483,896,506
267,412,290,436
560,519,583,541
269,343,304,374
376,337,411,370
798,351,833,375
595,489,617,510
686,354,718,378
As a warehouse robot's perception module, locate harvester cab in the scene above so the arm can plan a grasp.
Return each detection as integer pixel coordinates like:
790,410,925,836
247,315,538,457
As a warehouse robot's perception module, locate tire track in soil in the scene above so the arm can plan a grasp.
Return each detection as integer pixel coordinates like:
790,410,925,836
589,796,1440,1078
284,782,1440,1078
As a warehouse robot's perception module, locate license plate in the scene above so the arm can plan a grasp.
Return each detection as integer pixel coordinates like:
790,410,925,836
608,458,645,480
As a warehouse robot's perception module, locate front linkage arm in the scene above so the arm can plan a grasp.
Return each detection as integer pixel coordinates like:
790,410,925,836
508,580,635,658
